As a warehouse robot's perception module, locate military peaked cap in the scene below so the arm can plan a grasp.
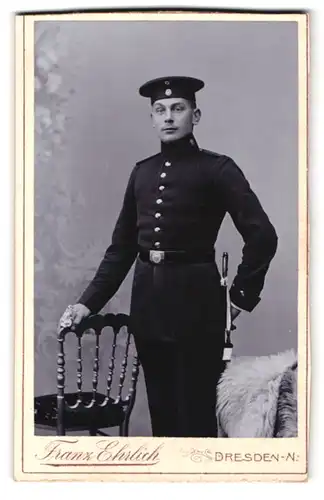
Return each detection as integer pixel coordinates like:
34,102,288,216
139,76,205,104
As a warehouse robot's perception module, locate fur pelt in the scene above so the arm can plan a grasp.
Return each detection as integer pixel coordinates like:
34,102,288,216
216,349,297,438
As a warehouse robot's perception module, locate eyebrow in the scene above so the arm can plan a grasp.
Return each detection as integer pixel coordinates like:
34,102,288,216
153,101,187,110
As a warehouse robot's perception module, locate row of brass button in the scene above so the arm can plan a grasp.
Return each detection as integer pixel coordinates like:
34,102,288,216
154,160,172,248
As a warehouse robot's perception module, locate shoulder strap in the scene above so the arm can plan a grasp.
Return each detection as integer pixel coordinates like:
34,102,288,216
136,152,160,166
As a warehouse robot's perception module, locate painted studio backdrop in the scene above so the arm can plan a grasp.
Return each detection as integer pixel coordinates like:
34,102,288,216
34,20,298,436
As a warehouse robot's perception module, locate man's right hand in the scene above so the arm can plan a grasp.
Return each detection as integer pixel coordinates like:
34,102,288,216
59,303,91,332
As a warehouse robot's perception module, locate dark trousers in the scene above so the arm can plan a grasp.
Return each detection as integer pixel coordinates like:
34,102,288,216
135,336,225,437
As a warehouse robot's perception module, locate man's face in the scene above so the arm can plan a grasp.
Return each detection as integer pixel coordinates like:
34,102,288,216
151,97,201,143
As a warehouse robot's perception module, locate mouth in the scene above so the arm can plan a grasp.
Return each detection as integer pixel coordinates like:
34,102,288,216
162,127,178,132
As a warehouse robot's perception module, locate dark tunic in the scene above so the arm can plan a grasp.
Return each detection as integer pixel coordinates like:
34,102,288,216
78,132,278,437
79,133,277,344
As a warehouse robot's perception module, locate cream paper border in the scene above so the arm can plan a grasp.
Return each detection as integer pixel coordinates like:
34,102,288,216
14,11,309,482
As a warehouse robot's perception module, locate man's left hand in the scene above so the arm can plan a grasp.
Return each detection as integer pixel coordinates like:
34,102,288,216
230,304,241,324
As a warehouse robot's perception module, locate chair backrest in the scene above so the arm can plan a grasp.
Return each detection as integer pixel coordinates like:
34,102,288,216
57,313,140,435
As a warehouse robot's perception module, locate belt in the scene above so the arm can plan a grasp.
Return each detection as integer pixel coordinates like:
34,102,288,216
139,248,215,265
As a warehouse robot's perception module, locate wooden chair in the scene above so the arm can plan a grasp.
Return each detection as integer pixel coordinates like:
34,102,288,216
34,313,140,436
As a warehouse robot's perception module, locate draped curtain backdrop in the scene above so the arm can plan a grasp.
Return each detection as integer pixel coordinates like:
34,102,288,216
34,20,298,436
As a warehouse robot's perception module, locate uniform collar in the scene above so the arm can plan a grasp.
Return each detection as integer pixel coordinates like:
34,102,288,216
160,133,200,159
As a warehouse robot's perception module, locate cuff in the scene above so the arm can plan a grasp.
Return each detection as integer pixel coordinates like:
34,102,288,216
229,285,261,312
78,285,109,315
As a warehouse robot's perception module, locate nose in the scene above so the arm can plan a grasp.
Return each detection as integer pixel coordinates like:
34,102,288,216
164,109,173,123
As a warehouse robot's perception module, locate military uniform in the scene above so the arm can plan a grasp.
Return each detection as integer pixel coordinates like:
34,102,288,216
78,77,278,437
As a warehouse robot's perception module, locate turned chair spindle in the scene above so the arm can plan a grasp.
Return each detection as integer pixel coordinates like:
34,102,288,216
34,313,140,437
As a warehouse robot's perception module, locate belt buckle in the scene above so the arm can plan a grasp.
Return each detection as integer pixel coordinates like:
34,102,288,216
149,250,165,264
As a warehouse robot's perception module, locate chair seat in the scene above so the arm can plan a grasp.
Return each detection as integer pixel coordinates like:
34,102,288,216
34,392,125,431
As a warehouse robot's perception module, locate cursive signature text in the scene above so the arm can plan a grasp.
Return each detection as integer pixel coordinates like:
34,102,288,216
36,439,164,466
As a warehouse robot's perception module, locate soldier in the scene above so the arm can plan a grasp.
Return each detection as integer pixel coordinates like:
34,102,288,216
60,76,278,437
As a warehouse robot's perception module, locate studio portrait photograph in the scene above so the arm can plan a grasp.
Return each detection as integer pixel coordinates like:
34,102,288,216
14,11,308,482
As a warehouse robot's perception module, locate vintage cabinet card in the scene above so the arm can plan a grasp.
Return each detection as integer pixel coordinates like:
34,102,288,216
14,10,309,482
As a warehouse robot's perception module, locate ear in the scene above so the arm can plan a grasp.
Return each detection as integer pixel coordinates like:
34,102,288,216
192,108,201,126
150,111,155,127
